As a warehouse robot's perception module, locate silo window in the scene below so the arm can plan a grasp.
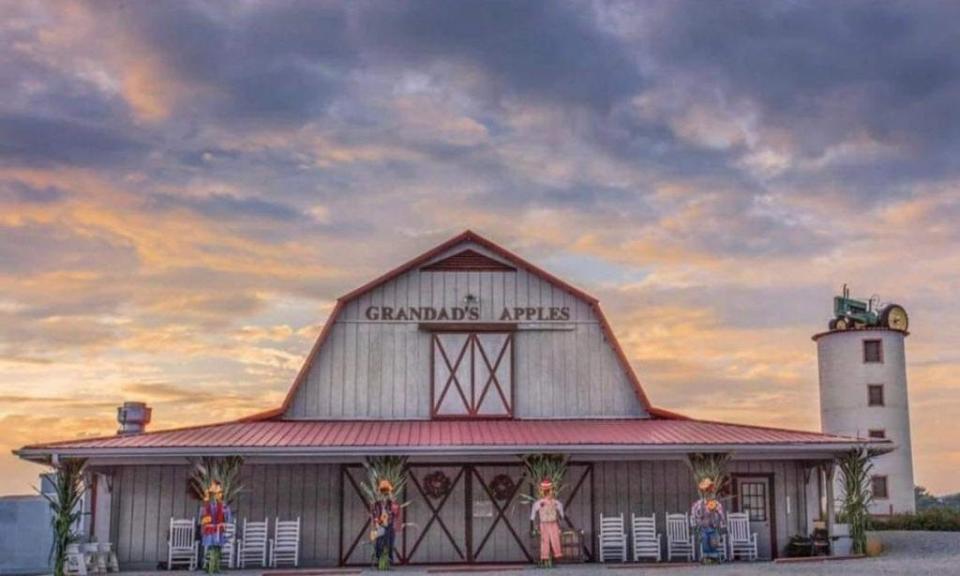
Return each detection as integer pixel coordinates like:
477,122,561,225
868,429,886,439
871,476,889,499
863,339,883,363
867,384,885,407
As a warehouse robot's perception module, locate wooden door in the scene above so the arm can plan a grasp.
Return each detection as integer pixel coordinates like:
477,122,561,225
404,466,469,564
339,465,408,566
470,465,532,563
733,475,776,559
340,462,594,565
559,463,595,562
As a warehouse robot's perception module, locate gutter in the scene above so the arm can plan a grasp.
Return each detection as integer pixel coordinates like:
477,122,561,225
15,440,892,463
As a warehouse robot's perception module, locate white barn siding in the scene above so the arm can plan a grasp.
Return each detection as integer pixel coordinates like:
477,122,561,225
108,464,341,569
285,243,645,420
105,458,808,567
592,460,809,559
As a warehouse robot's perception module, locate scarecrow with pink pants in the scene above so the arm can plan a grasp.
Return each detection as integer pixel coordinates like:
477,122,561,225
530,479,565,568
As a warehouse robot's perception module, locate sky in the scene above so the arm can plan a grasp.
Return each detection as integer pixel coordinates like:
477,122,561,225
1,0,959,496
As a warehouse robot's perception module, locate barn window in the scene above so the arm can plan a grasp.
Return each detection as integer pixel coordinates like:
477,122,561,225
863,339,883,363
868,429,886,439
867,384,885,407
871,476,889,500
431,332,513,418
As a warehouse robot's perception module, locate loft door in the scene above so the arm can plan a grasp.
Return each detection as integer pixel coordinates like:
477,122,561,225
431,333,513,418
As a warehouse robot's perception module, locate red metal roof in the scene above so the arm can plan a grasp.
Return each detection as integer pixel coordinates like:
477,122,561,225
19,418,872,456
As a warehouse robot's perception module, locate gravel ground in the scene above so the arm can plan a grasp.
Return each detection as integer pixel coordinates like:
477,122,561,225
118,531,960,576
527,532,960,576
390,532,960,576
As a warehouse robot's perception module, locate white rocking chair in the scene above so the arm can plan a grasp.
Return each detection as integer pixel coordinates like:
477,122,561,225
221,522,237,569
203,522,237,570
167,518,199,571
665,513,694,562
598,513,627,562
238,518,269,568
631,513,662,562
698,531,728,562
269,517,301,567
727,512,758,561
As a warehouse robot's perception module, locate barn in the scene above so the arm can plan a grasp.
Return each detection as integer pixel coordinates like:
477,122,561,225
16,230,878,568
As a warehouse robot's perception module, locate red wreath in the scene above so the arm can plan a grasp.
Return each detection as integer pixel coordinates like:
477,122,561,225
490,474,516,501
423,470,452,499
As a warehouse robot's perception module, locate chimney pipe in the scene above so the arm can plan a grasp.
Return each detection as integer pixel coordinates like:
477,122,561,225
117,401,151,435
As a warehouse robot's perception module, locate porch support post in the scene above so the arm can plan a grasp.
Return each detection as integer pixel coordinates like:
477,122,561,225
825,462,836,548
464,465,474,563
89,469,113,545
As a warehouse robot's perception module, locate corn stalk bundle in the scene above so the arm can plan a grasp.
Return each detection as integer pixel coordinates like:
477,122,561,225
837,445,879,555
360,456,409,506
40,458,87,576
189,456,245,505
520,454,568,502
686,452,732,496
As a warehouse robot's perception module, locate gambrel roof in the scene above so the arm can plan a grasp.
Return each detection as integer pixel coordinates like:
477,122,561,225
248,230,680,421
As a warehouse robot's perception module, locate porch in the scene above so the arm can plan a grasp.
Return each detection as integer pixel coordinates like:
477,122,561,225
86,457,825,570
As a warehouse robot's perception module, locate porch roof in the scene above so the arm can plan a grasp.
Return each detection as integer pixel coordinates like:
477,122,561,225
16,418,887,461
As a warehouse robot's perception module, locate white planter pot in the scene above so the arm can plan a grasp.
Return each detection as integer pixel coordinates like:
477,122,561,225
831,523,852,556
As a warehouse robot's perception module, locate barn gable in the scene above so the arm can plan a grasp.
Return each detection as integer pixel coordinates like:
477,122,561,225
276,231,656,420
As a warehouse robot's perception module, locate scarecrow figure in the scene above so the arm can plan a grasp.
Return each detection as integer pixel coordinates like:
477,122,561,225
530,479,565,568
199,480,232,574
370,479,401,570
690,478,725,563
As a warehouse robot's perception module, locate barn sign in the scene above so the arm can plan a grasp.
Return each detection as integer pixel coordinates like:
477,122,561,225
364,305,571,322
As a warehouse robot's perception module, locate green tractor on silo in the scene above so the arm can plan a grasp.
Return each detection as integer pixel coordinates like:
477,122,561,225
829,284,909,331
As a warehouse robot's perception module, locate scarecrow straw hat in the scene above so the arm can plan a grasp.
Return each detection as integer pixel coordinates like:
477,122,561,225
378,479,394,493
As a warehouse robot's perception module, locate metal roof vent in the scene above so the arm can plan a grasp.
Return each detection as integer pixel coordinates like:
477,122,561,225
117,401,152,436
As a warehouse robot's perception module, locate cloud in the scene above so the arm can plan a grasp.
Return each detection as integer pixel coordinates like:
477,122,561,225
0,0,959,497
0,114,149,168
360,1,643,111
639,0,960,187
0,181,65,204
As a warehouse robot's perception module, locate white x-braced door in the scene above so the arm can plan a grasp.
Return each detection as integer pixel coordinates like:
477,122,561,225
432,332,513,418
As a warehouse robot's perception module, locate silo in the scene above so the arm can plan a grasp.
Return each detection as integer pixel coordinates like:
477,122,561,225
816,326,916,514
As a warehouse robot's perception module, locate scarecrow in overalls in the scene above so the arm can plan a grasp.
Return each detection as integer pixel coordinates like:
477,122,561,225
530,479,565,568
199,480,232,573
690,478,725,563
370,479,401,570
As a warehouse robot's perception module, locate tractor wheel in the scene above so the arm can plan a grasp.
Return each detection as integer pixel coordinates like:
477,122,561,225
834,317,849,330
881,304,909,331
828,319,838,331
